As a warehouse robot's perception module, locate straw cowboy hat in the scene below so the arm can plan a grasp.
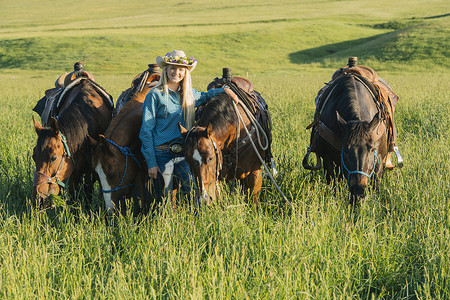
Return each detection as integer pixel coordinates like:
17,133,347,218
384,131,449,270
156,50,197,71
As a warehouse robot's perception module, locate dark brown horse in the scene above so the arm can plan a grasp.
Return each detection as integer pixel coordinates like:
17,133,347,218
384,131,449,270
303,65,396,204
32,72,114,208
90,65,160,214
180,75,272,206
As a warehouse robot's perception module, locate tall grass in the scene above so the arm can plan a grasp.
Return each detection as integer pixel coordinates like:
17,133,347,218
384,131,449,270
0,71,448,298
0,0,449,298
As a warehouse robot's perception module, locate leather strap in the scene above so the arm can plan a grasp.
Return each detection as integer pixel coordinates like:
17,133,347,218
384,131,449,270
155,144,169,150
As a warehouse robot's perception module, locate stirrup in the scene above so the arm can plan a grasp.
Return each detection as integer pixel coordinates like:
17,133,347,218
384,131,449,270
386,146,404,169
393,146,404,168
302,146,322,170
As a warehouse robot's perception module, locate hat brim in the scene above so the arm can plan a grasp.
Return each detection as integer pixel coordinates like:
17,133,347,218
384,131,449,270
156,56,197,72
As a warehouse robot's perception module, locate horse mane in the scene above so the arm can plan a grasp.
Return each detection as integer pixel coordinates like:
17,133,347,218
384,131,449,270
56,79,111,152
197,93,237,136
325,74,376,121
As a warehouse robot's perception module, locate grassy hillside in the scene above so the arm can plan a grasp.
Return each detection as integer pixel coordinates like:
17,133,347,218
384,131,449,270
1,0,449,75
0,0,449,298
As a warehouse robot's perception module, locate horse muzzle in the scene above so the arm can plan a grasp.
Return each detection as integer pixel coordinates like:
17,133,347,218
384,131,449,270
349,183,367,205
33,172,61,203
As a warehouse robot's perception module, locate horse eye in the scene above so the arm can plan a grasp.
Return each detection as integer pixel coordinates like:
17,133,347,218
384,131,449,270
50,155,58,162
207,157,213,162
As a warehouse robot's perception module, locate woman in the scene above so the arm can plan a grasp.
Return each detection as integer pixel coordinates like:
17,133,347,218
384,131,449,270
139,50,235,209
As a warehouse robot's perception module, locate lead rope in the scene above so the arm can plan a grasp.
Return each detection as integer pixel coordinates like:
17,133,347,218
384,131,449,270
231,100,294,209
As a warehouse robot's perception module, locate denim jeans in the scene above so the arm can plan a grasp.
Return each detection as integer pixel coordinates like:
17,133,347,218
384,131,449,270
153,149,199,209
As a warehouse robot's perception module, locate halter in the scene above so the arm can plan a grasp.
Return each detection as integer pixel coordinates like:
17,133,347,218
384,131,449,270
101,138,142,193
341,148,378,183
33,132,74,190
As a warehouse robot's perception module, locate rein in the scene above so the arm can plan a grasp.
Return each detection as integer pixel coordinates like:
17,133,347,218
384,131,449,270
101,139,142,193
33,132,74,190
231,98,293,208
341,149,378,182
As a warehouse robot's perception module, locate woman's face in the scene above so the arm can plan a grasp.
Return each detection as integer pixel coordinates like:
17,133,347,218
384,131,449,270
167,65,186,84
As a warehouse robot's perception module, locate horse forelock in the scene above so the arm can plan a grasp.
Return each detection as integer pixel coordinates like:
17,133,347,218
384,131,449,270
346,121,372,146
36,127,59,153
197,94,236,137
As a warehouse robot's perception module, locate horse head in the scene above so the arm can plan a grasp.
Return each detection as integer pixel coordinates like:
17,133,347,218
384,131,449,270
180,123,223,205
337,111,386,204
90,134,142,214
32,116,74,208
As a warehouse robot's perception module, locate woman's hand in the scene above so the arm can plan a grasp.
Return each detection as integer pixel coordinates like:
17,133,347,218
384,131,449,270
224,87,239,104
148,166,160,179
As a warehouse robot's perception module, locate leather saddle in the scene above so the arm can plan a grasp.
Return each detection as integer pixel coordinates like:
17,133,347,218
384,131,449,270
33,62,112,125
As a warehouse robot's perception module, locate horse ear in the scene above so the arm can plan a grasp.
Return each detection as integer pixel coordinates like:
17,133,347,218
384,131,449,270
336,111,347,127
48,117,60,133
369,112,381,131
206,123,213,137
178,122,188,135
33,116,43,135
369,113,385,142
87,134,98,147
98,134,107,143
97,134,114,155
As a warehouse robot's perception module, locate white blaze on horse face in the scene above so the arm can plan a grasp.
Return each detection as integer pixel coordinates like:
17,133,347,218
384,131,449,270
199,181,209,205
192,149,210,203
192,149,203,168
94,162,115,214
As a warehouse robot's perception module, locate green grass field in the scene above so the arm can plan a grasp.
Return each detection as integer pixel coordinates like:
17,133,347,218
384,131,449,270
0,0,449,298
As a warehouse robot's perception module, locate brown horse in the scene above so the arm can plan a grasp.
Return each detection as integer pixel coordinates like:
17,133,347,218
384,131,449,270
180,76,272,206
90,65,160,214
303,64,398,204
32,72,114,208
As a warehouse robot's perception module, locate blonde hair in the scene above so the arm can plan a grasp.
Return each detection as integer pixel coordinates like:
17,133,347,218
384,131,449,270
153,66,195,129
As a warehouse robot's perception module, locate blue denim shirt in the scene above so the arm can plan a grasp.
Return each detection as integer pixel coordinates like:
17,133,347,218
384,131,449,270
139,86,225,169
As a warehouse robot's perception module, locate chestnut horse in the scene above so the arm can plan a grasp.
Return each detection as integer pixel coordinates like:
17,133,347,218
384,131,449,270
303,71,393,204
32,76,113,208
180,77,272,206
90,65,160,214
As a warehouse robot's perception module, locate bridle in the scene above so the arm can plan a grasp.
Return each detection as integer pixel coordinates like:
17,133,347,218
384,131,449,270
33,132,74,191
209,135,222,183
184,127,223,199
101,138,142,193
341,148,379,183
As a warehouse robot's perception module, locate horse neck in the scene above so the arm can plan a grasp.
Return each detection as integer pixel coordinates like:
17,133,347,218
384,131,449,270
338,76,377,122
105,100,143,146
129,87,151,104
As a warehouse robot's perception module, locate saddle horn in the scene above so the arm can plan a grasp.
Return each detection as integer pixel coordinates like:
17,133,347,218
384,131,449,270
222,67,232,82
